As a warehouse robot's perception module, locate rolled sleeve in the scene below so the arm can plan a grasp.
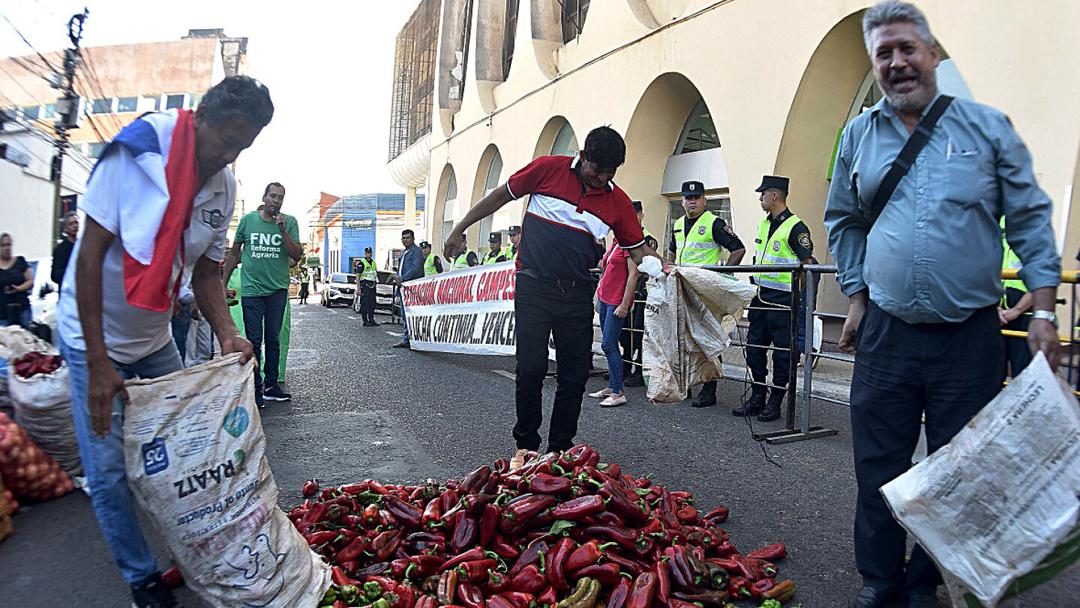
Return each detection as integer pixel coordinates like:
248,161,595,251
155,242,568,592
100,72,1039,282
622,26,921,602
824,130,869,296
995,114,1061,291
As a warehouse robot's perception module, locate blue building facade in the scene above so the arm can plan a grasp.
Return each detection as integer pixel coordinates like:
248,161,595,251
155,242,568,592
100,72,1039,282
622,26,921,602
322,193,426,275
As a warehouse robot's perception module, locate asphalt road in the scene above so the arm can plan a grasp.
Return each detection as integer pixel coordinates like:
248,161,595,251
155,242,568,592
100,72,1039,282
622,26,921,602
0,301,1075,607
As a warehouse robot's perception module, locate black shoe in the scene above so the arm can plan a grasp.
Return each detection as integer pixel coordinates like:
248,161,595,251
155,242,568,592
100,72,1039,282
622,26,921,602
691,389,717,408
392,342,411,349
131,573,181,608
757,390,784,422
732,388,766,416
849,585,903,608
906,588,938,608
624,374,644,387
263,383,291,402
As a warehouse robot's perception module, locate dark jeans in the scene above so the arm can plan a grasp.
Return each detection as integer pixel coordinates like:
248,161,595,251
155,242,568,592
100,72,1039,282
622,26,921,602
746,296,793,392
170,303,192,362
514,274,594,452
360,281,376,319
851,301,1000,593
241,289,288,387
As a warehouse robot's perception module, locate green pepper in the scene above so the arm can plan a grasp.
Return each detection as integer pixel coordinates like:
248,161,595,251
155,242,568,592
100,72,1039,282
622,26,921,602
372,599,392,608
320,586,338,606
339,584,360,605
364,581,384,600
760,601,782,608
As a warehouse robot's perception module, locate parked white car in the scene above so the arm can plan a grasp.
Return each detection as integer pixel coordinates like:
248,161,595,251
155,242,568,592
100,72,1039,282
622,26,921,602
321,273,357,307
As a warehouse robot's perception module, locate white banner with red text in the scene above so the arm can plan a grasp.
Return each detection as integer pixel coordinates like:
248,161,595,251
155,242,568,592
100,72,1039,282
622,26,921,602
400,262,517,356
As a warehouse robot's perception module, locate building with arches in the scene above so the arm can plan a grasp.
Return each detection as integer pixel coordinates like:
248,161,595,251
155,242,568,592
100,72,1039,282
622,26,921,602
387,0,1080,312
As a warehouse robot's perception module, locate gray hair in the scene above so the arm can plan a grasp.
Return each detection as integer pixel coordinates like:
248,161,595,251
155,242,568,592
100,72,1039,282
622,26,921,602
862,1,935,53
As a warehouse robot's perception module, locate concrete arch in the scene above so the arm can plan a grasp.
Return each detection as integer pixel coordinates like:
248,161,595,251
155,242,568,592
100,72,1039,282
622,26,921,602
433,163,459,248
437,0,474,135
468,144,504,250
530,0,562,79
626,0,694,29
533,115,579,159
621,72,716,239
474,1,520,114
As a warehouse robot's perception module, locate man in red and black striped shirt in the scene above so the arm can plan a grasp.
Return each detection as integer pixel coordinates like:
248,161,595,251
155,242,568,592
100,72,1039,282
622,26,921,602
444,127,669,467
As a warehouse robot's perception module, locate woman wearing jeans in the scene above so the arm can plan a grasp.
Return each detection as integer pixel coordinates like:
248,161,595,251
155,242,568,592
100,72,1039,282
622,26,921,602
0,233,33,327
589,235,640,407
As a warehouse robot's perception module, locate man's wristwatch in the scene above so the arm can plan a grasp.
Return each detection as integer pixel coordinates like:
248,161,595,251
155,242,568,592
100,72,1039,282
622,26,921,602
1031,310,1058,328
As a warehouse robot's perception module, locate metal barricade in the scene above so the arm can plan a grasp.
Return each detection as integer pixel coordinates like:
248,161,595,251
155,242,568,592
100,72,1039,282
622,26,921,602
999,268,1080,395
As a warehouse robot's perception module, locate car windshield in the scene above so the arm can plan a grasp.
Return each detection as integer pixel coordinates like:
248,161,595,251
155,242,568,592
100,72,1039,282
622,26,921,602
331,274,356,284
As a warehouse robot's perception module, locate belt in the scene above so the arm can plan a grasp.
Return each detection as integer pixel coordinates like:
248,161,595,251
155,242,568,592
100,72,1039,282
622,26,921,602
518,269,594,290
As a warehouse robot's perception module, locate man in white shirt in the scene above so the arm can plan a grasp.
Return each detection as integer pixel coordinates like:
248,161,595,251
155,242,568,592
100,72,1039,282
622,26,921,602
57,76,273,608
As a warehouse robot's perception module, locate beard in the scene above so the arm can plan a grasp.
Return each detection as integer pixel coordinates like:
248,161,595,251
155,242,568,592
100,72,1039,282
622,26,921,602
882,67,938,115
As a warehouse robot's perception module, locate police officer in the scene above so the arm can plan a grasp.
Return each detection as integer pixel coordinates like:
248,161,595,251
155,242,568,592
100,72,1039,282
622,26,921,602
999,219,1033,381
733,175,814,422
482,232,509,265
508,225,522,257
448,240,479,271
667,180,747,408
421,241,444,276
356,246,379,326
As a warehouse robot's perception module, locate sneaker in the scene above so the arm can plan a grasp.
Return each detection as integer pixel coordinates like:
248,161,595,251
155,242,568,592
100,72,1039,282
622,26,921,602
588,387,613,399
131,573,180,608
509,448,530,471
263,383,291,402
599,394,628,408
392,342,411,349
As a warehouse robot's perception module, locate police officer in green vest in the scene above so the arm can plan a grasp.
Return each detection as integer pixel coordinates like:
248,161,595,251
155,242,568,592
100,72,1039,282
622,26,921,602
733,175,814,422
999,218,1033,380
421,241,444,276
667,181,747,408
482,232,510,265
508,225,522,257
356,246,380,326
448,240,479,271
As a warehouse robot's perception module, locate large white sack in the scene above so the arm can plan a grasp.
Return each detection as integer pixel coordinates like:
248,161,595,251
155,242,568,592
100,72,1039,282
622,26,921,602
642,268,756,402
882,353,1080,606
123,354,329,607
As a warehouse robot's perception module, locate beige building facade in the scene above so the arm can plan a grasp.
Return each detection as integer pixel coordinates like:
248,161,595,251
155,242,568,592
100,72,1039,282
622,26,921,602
394,0,1080,313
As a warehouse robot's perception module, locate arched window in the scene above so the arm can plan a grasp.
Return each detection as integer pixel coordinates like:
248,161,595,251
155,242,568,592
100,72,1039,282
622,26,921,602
674,98,720,154
479,151,505,250
561,0,590,44
551,122,579,157
442,172,458,246
502,0,520,78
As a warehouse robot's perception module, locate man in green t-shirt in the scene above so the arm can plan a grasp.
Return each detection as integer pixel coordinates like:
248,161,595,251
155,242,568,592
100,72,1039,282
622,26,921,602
224,182,302,406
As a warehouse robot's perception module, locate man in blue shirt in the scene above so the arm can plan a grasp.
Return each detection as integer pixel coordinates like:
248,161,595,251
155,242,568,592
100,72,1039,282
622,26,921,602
393,229,424,348
824,3,1061,607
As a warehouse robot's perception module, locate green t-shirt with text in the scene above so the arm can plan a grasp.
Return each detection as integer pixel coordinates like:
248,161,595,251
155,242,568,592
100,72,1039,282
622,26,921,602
235,211,299,297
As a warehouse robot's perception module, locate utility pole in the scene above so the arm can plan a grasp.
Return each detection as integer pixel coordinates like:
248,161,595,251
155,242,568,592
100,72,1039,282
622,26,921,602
50,9,87,246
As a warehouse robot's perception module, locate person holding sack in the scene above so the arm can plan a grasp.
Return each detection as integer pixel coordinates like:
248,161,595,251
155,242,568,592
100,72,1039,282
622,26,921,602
57,76,273,608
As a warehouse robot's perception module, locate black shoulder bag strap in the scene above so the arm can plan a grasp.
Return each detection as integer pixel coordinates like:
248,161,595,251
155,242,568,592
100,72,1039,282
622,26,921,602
867,95,954,224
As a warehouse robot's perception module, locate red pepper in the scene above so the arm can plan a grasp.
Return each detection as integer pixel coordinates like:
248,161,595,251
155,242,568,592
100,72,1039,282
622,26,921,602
363,503,382,527
713,540,736,557
302,479,319,497
726,576,753,600
729,554,771,581
331,566,357,586
415,595,438,608
440,488,460,513
702,506,728,524
407,554,446,577
663,547,692,589
367,480,390,495
669,600,699,608
422,497,443,528
675,504,699,524
487,596,515,608
746,543,787,562
507,541,548,578
487,570,511,593
565,540,612,572
509,564,545,594
300,502,328,531
333,601,348,608
604,551,647,577
653,561,671,604
394,584,416,608
337,536,371,562
304,530,340,546
550,495,605,521
490,535,520,560
587,511,626,527
581,525,637,552
750,577,777,599
440,547,486,572
493,458,510,474
627,571,656,608
599,481,648,524
573,562,622,586
463,493,498,515
499,494,557,534
457,582,484,608
499,591,536,608
391,558,409,579
383,495,423,528
457,559,497,583
373,529,403,561
450,515,478,553
606,575,633,608
537,585,557,608
477,503,500,547
528,473,572,495
545,537,575,590
461,465,492,494
438,569,460,605
671,591,731,606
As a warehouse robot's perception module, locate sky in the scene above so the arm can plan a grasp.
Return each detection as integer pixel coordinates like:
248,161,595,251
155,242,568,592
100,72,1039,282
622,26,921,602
0,0,420,233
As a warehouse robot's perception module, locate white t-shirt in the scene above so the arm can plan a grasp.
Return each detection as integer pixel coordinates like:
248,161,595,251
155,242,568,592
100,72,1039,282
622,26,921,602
58,146,236,364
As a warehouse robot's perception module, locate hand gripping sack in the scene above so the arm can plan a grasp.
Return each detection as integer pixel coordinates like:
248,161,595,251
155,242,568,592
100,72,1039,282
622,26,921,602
123,355,330,607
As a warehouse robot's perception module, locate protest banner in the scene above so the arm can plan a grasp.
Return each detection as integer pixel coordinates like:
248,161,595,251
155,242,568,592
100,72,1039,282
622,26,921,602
400,262,517,355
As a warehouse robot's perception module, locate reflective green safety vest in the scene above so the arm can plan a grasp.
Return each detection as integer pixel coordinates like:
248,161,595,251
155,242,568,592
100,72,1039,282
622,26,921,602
753,214,802,292
424,253,441,276
1000,218,1027,297
450,252,473,271
481,249,504,265
357,258,378,282
673,211,722,267
501,244,514,260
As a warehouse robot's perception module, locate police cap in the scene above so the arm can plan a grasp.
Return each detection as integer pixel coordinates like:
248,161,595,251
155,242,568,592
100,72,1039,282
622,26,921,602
489,232,502,243
755,175,790,193
681,181,704,196
507,225,521,235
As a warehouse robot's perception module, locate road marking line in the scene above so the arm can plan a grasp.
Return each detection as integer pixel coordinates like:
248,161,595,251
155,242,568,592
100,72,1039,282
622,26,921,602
492,370,516,381
385,331,400,337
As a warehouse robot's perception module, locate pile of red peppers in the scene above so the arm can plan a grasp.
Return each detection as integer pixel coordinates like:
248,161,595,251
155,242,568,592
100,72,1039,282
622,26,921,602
289,446,797,608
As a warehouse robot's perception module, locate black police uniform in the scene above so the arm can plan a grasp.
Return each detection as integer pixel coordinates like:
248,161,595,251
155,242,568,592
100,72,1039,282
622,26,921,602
357,255,378,325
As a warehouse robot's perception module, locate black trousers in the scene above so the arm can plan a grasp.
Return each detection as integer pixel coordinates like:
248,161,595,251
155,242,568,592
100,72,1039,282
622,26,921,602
241,288,288,387
619,300,645,376
360,281,376,319
514,275,594,452
1000,288,1032,382
745,296,793,392
851,301,1000,592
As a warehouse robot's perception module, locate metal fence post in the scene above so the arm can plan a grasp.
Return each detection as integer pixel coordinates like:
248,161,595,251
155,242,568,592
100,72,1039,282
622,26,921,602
802,268,816,434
